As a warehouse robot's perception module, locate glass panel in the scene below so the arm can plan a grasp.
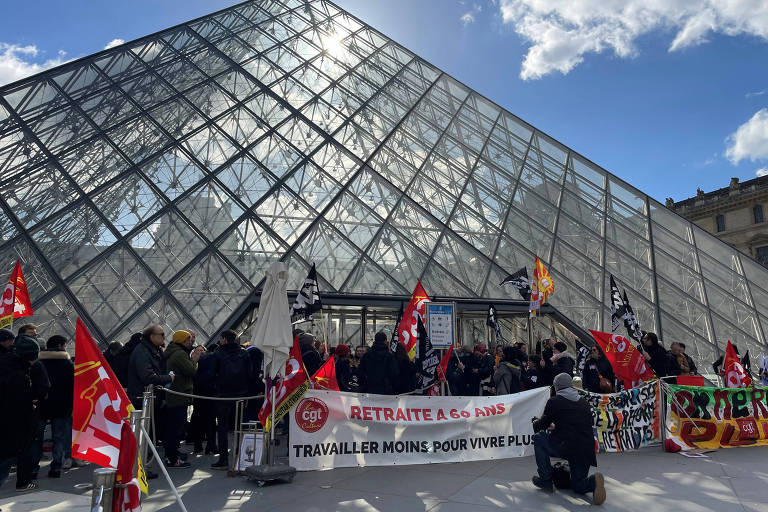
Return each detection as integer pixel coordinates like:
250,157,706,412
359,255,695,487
141,146,208,200
218,217,286,285
283,162,341,213
550,239,602,299
294,220,362,290
29,293,78,343
148,96,206,139
366,225,429,289
503,206,554,259
389,198,442,254
216,155,276,208
180,125,239,170
656,275,710,339
341,257,406,295
605,243,654,299
347,168,400,218
555,214,603,265
68,246,158,335
548,270,601,331
322,191,382,250
432,230,490,295
654,250,705,303
107,115,171,165
250,133,303,178
58,137,132,193
254,186,316,245
449,202,500,256
216,107,268,147
176,180,245,241
0,162,81,229
420,260,475,298
92,171,166,236
0,239,57,302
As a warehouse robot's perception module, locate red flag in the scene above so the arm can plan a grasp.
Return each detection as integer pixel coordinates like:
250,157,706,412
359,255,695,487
723,340,752,388
0,259,33,329
397,280,430,360
529,256,554,317
72,318,132,468
311,356,340,391
436,345,454,384
590,330,654,389
258,335,310,431
113,422,141,512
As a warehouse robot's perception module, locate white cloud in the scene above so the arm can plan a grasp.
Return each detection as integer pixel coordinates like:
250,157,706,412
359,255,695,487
104,38,125,50
498,1,768,80
461,12,476,25
756,168,768,177
725,109,768,164
746,88,767,98
0,43,68,86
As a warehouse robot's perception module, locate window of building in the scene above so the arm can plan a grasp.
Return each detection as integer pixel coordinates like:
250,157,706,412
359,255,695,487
716,214,725,232
754,205,764,224
757,246,768,267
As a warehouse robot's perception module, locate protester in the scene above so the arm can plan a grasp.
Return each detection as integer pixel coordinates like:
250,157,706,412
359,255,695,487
112,332,142,387
446,347,467,396
211,329,250,470
0,328,37,491
348,346,365,392
514,342,529,362
394,343,417,395
244,344,265,422
494,345,504,369
538,348,555,388
523,355,543,389
667,342,697,377
582,346,615,394
493,346,524,395
551,341,575,377
334,344,353,392
103,341,122,375
355,345,368,361
127,324,173,407
640,332,668,377
37,335,74,478
190,343,218,455
359,332,399,395
464,343,494,396
299,333,322,377
532,373,606,505
163,330,203,468
712,343,738,377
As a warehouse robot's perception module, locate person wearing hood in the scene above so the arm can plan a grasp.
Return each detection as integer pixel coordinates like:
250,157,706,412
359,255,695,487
531,373,606,505
37,335,74,478
640,332,668,378
0,328,36,491
493,346,524,395
163,330,203,468
359,332,399,395
582,346,615,394
551,341,575,377
112,333,142,388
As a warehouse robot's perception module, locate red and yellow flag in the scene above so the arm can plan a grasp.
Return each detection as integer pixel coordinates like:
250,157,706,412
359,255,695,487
723,340,752,388
0,259,33,329
529,256,554,317
311,356,340,391
590,330,654,389
397,280,430,360
259,335,310,431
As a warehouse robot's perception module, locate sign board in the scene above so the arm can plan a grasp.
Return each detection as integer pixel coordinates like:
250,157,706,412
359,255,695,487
426,302,455,349
235,432,264,471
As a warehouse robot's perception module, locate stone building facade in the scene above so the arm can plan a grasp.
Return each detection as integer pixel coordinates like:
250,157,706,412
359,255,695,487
667,176,768,267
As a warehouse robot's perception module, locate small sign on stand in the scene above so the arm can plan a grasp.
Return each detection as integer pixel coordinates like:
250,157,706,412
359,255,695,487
426,302,455,348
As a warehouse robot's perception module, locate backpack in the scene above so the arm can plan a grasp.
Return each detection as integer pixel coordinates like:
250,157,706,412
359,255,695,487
217,348,251,396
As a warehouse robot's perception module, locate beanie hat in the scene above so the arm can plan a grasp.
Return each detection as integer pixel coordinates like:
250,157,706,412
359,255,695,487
553,341,568,353
14,334,40,362
172,330,191,344
298,332,314,347
335,344,350,357
553,372,573,391
0,328,14,343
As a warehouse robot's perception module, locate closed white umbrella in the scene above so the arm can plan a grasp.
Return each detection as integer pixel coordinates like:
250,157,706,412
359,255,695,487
250,261,292,378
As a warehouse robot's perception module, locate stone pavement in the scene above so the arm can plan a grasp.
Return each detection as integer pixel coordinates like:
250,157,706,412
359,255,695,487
1,444,767,512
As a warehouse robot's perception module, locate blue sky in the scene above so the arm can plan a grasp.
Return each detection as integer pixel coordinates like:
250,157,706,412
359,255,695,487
2,0,768,203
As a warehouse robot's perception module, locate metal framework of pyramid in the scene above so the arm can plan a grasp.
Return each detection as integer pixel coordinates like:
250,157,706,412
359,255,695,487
1,0,767,371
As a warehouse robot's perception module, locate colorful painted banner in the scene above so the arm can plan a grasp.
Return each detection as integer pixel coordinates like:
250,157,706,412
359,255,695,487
666,384,768,450
578,380,661,452
289,387,550,470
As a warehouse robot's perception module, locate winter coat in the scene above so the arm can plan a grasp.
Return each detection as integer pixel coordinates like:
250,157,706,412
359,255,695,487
38,350,74,419
213,343,251,398
164,342,197,407
127,337,171,400
552,352,576,377
523,366,542,389
539,349,555,387
246,346,265,396
359,342,399,395
464,353,494,396
644,343,668,377
666,352,698,377
301,346,322,377
394,357,417,395
493,360,523,395
112,333,142,387
0,346,34,459
194,350,218,396
582,356,615,394
533,394,597,468
335,357,352,392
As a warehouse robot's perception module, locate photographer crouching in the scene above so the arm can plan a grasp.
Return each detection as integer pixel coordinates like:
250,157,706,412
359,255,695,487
531,373,606,505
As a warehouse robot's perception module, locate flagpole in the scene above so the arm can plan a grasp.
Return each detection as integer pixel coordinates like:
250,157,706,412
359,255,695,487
269,348,276,466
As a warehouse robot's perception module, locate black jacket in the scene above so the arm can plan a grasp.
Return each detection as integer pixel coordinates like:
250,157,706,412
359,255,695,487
394,357,417,395
112,333,142,387
359,342,399,395
213,343,251,398
464,353,494,396
336,357,352,392
38,350,74,419
534,394,597,467
667,352,698,376
127,337,171,400
301,346,322,377
553,353,576,377
582,356,615,393
0,347,34,459
194,351,218,396
644,344,668,378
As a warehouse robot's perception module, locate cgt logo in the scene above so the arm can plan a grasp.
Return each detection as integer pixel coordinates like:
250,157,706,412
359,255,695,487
295,397,329,433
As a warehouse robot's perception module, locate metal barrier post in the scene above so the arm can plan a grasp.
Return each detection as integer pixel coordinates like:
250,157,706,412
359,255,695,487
91,468,116,511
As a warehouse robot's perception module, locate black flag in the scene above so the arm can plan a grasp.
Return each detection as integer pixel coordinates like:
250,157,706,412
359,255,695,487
743,350,752,376
609,275,626,332
501,267,531,301
576,345,591,377
416,316,439,391
290,263,322,321
622,290,642,342
391,301,404,353
487,304,501,345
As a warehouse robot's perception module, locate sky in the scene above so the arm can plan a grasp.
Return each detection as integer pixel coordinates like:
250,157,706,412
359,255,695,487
2,0,768,203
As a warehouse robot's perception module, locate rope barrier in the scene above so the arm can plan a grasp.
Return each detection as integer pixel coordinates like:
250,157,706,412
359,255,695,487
154,386,265,401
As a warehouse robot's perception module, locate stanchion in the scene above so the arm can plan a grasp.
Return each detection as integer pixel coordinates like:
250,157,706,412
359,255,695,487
91,468,116,511
139,425,188,512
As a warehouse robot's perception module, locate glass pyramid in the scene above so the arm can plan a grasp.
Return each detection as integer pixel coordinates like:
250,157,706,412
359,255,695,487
1,0,767,372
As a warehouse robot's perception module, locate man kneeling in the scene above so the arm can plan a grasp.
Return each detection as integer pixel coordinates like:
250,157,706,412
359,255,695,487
531,373,606,505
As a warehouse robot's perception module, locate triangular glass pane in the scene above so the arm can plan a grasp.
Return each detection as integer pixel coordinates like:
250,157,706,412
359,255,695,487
420,260,474,297
216,155,276,208
250,133,302,178
0,127,46,180
184,81,237,120
369,147,417,190
113,291,202,340
366,225,429,289
503,205,554,258
141,146,208,200
547,269,601,331
341,257,407,295
216,107,267,148
30,293,78,343
177,179,245,241
550,238,603,299
170,251,249,332
311,142,358,184
449,202,500,256
254,186,316,245
389,198,442,254
283,161,342,213
92,171,166,236
68,245,159,335
493,234,536,277
459,174,510,229
277,116,324,155
128,208,207,282
431,231,490,295
294,220,362,290
179,124,239,171
80,86,140,129
107,115,171,165
322,191,382,250
347,168,400,218
655,275,709,339
218,217,286,285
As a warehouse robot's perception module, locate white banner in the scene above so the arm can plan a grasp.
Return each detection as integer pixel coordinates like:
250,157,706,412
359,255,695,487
289,387,550,470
